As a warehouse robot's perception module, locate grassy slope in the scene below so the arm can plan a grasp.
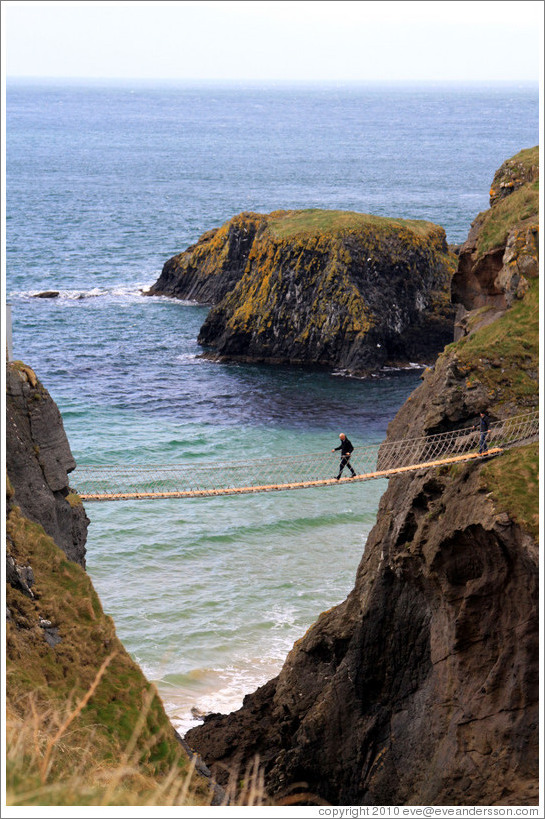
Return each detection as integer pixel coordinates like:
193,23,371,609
478,145,539,255
473,276,539,538
480,444,539,540
443,143,539,538
446,277,539,409
459,283,538,540
476,184,539,256
5,503,211,806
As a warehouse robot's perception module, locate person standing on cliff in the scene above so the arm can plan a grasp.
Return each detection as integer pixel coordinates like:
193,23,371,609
332,433,357,480
474,411,490,455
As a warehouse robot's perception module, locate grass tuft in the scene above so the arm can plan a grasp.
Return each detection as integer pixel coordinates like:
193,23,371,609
476,186,538,257
480,444,539,539
443,278,539,411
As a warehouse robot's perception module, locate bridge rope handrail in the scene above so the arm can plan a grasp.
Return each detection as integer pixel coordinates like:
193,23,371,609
73,410,538,470
72,409,539,501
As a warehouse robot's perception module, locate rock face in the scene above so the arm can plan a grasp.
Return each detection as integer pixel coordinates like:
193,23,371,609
186,463,538,806
150,210,456,374
6,362,88,567
184,152,539,806
452,146,538,327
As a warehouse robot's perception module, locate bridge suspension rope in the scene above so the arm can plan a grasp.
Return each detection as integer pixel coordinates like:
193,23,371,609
72,410,539,501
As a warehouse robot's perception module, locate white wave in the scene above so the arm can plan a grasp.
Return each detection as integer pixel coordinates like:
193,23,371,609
333,361,426,380
13,282,161,302
157,656,286,736
380,362,426,372
175,353,205,364
17,288,104,300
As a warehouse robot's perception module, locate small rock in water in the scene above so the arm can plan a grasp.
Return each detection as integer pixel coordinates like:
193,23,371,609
32,291,60,299
191,706,210,721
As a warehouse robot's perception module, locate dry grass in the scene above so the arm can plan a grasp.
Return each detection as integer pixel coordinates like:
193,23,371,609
5,503,214,806
5,682,331,807
5,502,291,807
39,651,117,785
6,683,214,807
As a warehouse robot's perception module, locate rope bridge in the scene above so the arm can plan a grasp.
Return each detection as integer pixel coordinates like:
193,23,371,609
72,410,539,502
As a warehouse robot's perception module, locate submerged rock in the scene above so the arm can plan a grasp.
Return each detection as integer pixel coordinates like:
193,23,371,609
32,291,60,298
150,210,457,375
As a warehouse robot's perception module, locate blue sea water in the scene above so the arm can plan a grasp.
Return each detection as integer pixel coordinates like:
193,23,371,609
5,80,539,732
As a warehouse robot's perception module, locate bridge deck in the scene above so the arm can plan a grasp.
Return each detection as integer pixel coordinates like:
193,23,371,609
78,447,503,501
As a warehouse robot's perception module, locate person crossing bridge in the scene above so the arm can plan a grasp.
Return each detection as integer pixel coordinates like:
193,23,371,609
332,433,357,480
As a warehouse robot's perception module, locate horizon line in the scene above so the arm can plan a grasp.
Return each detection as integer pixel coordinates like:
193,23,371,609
5,75,540,86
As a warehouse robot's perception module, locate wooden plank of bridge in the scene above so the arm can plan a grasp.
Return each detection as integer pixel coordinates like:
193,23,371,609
78,447,503,501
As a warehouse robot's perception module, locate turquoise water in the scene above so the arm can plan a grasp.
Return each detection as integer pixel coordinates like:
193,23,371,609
6,80,539,732
88,481,387,730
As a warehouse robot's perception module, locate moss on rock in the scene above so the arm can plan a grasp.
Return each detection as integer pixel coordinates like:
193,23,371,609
151,209,457,374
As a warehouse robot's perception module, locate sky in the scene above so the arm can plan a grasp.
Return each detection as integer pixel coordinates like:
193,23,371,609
1,0,543,84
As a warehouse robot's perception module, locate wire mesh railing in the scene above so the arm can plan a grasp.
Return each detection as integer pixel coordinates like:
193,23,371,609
71,409,539,500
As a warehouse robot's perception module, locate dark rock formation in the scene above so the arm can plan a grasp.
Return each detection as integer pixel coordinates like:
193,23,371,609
186,462,538,806
184,152,539,806
150,210,457,375
150,214,266,304
6,362,88,567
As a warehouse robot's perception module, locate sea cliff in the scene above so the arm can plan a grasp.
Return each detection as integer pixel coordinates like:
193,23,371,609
5,363,219,806
149,210,457,374
184,148,539,806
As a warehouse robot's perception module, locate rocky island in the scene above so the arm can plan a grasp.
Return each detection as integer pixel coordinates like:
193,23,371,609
149,210,457,374
184,147,539,806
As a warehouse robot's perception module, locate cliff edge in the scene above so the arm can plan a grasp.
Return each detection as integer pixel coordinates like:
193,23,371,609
5,363,219,806
149,210,456,375
184,150,539,806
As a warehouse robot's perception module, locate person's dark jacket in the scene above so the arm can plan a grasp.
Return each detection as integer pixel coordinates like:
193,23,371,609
480,415,489,433
335,437,354,456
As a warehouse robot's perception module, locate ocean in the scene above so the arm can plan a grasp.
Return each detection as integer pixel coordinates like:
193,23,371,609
5,80,539,733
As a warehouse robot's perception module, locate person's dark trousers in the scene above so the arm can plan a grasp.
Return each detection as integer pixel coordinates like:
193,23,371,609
337,455,356,478
479,433,488,454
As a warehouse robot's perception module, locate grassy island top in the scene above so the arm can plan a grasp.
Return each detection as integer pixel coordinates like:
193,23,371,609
264,208,444,241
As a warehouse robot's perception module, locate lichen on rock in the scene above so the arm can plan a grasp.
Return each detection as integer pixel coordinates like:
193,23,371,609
150,209,457,375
